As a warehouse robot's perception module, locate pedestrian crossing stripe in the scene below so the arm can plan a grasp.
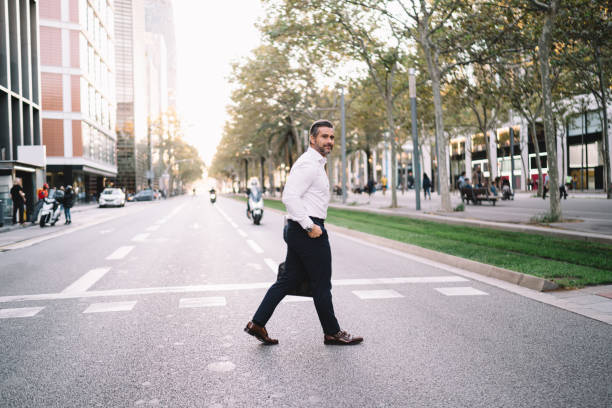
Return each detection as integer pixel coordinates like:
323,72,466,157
0,306,45,318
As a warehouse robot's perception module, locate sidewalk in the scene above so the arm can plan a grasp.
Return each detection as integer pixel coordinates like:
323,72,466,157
328,189,612,243
0,202,98,234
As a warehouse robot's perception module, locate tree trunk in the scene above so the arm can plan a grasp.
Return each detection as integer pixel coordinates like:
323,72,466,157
366,148,373,182
537,0,561,219
267,155,276,197
531,120,544,196
420,30,451,211
595,45,611,198
260,156,265,192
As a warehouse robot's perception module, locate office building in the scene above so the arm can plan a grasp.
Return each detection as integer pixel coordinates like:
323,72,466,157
39,0,117,202
0,0,45,222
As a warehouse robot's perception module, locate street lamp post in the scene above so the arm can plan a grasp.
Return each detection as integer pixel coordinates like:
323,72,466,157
340,86,347,204
409,68,421,211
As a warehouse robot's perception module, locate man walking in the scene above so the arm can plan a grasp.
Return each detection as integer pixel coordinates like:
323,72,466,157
245,120,363,346
10,178,26,225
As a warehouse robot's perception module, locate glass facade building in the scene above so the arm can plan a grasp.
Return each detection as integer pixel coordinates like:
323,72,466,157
0,0,45,223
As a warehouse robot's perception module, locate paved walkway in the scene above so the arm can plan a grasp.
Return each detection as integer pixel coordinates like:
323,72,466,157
329,189,612,240
0,202,98,234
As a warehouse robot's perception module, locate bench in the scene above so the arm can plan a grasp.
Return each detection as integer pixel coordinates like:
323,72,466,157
460,187,498,205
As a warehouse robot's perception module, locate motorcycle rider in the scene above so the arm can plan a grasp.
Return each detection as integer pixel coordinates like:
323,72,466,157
246,178,262,219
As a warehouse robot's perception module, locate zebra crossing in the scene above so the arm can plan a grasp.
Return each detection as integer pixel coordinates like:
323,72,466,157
0,284,489,319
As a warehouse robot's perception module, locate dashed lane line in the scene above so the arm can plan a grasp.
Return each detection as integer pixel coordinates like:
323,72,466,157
61,268,111,294
0,276,469,303
132,233,150,242
264,258,278,274
146,225,160,231
237,229,247,237
106,246,135,260
246,239,264,254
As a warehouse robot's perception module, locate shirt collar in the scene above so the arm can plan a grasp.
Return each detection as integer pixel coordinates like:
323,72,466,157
307,147,327,165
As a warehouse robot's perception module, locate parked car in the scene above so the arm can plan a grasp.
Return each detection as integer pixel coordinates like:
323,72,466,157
99,188,126,207
132,189,154,201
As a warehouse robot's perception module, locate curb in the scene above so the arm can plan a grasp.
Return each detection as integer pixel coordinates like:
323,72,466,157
324,223,559,292
328,203,612,245
257,200,559,293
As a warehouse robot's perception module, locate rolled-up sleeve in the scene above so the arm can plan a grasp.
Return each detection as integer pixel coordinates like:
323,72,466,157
282,161,315,230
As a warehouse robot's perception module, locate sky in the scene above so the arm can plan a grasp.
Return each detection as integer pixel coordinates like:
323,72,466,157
173,1,267,165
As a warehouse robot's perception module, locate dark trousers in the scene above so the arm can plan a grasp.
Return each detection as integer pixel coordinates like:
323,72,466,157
12,203,25,224
252,218,341,335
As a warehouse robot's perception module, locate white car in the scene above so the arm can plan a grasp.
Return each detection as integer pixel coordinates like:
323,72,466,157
99,188,126,207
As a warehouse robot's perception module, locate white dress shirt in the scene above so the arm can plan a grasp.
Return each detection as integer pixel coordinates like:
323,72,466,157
282,147,330,230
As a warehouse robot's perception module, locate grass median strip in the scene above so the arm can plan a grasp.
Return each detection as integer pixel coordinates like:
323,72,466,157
232,196,612,288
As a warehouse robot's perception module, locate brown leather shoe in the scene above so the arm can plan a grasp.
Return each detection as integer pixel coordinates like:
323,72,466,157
244,321,279,345
324,330,363,345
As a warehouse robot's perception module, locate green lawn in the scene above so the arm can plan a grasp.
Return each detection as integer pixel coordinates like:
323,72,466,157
234,195,612,288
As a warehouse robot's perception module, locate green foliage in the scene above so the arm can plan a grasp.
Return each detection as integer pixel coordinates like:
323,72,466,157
453,203,465,212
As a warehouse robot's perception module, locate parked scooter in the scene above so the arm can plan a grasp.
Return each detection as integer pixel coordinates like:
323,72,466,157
209,188,217,204
247,186,264,225
39,189,63,227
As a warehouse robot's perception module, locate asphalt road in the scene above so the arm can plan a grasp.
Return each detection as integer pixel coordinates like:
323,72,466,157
0,196,610,407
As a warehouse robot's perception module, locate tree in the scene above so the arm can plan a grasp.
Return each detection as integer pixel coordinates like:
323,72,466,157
529,0,562,219
451,64,507,182
561,0,612,198
262,0,413,207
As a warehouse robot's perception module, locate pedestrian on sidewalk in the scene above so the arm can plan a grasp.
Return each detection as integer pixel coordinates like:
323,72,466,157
245,119,363,346
63,185,74,224
32,183,49,224
10,178,26,225
472,165,483,188
423,173,432,200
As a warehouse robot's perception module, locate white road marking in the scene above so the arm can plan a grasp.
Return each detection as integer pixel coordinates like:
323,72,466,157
179,297,226,308
282,296,312,303
0,307,45,318
0,276,467,303
106,246,134,260
155,219,167,224
333,276,468,286
246,263,262,270
191,223,200,229
229,221,238,229
435,287,489,296
352,289,404,300
132,233,150,242
146,225,160,231
83,301,137,313
237,229,247,237
100,229,114,234
264,258,279,274
246,240,264,254
61,268,111,294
